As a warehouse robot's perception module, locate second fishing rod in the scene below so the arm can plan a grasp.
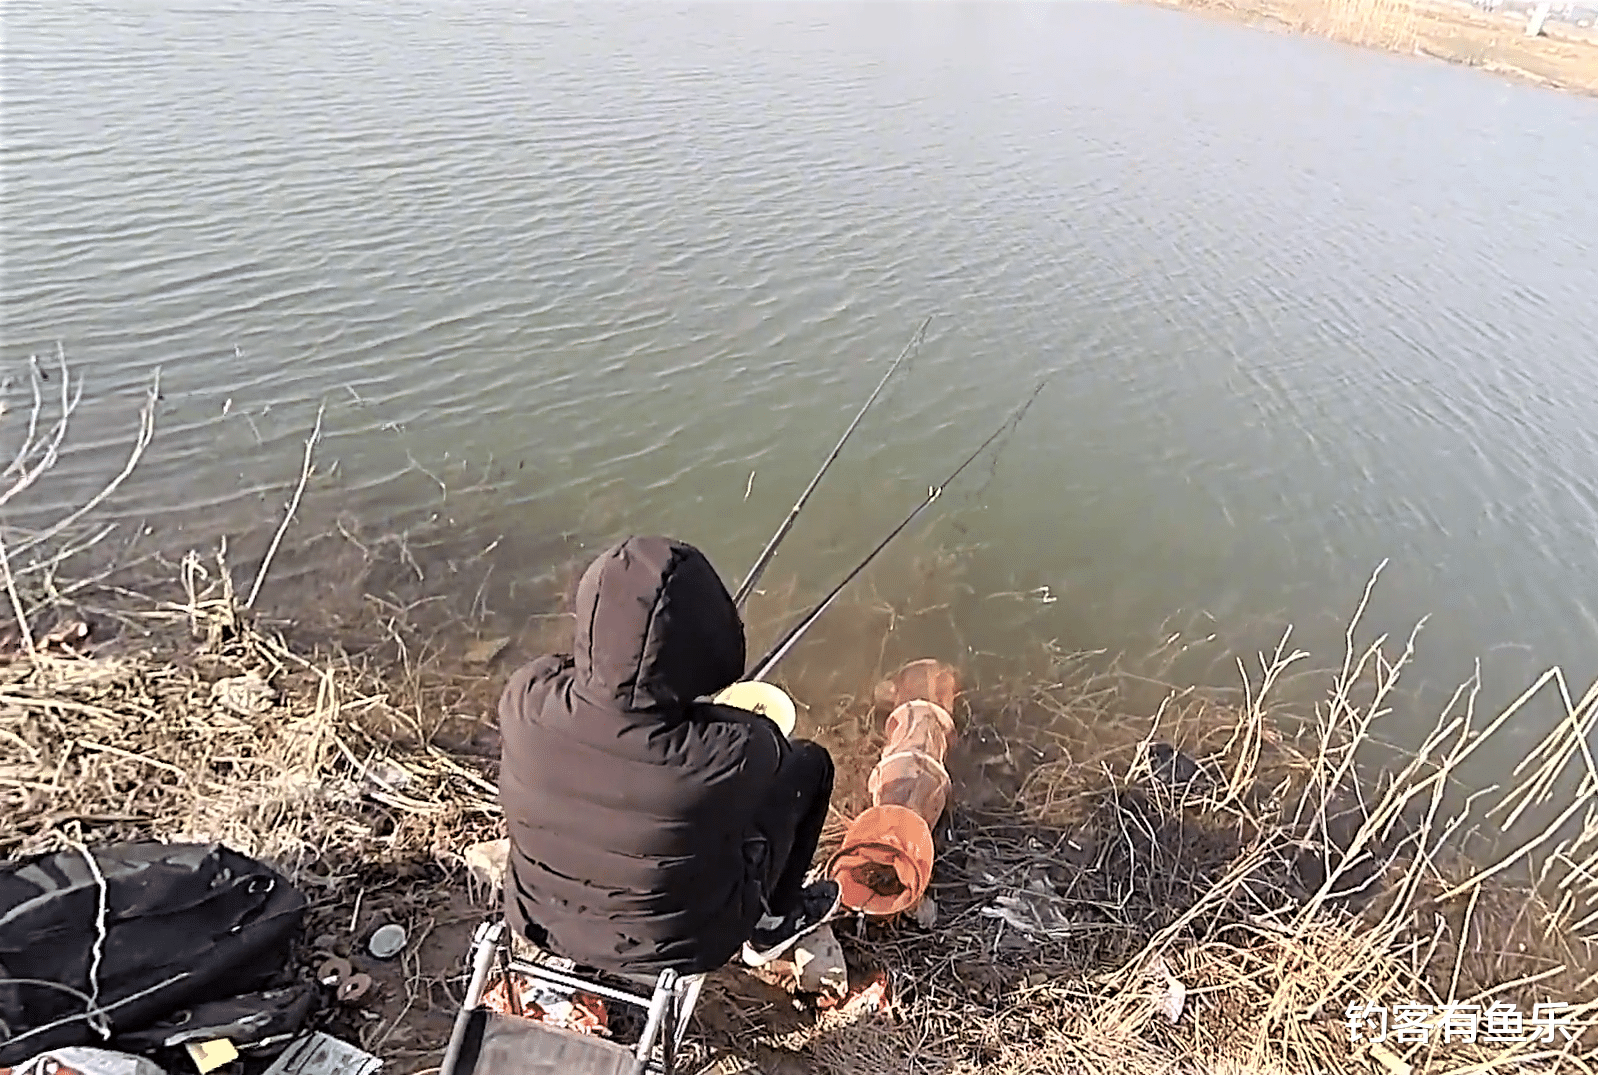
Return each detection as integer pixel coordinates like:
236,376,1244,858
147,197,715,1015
732,316,932,610
746,378,1047,683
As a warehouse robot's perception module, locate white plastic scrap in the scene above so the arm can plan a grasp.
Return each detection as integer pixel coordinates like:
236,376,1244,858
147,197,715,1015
10,1049,167,1075
463,637,511,665
464,838,510,899
211,673,277,717
978,869,1075,939
792,924,848,999
1146,955,1188,1025
360,760,412,793
261,1033,382,1075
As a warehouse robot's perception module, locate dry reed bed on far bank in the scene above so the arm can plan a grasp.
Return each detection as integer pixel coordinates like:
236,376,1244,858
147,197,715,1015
1146,0,1598,95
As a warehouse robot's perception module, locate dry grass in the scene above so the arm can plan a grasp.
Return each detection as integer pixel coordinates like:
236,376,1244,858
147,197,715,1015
1,365,1595,1073
1146,0,1598,96
4,544,1596,1073
697,568,1598,1074
0,552,502,872
1314,0,1420,51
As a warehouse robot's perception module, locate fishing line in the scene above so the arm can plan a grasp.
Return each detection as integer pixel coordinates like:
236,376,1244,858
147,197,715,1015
748,377,1049,682
732,316,933,609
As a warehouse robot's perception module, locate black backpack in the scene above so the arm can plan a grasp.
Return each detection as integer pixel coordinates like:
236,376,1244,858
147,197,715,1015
0,842,307,1065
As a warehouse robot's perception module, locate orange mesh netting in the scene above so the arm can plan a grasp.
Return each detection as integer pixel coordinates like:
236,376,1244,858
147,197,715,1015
831,660,960,916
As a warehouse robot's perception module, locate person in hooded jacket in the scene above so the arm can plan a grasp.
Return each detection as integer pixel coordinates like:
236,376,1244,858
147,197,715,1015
498,535,838,977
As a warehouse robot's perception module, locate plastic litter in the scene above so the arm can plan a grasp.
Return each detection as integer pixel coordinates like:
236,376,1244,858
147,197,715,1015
792,925,848,999
259,1033,381,1075
366,925,406,960
712,681,796,738
463,636,511,665
184,1039,236,1074
463,839,510,900
210,673,276,717
5,1048,166,1075
979,865,1075,938
1146,955,1187,1025
360,760,412,793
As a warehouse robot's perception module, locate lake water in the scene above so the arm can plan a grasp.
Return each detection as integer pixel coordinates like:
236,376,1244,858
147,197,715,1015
4,0,1597,783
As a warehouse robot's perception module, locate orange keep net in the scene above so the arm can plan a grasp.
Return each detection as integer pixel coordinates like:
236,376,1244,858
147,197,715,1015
830,660,959,917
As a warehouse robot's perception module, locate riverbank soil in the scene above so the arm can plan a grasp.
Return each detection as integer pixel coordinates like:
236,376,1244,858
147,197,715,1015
1145,0,1598,95
4,525,1595,1074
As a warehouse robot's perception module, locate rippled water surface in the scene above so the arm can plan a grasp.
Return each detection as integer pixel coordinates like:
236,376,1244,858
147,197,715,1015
4,1,1597,769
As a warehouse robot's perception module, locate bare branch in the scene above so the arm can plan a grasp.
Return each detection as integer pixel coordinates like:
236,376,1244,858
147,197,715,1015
0,346,83,512
0,531,35,659
4,354,46,479
8,370,159,561
246,401,325,610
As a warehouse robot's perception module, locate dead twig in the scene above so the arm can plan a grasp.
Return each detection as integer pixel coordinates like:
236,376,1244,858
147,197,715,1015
246,402,325,610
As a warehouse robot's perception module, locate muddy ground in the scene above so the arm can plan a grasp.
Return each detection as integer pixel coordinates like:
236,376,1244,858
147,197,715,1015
6,508,1594,1074
291,674,1033,1075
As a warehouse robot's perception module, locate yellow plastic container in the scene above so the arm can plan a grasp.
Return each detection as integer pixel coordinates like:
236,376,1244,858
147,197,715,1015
712,681,796,738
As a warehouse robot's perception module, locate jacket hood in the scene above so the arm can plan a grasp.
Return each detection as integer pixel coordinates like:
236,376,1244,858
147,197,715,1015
572,535,746,713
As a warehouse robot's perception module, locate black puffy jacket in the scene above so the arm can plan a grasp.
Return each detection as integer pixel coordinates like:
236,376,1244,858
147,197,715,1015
498,536,788,975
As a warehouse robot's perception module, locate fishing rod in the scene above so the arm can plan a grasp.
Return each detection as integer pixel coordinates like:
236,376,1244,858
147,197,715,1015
747,378,1048,683
731,315,933,611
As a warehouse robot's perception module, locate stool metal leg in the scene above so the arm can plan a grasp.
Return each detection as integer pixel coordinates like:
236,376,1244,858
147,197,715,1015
441,920,503,1075
630,968,678,1074
672,974,705,1052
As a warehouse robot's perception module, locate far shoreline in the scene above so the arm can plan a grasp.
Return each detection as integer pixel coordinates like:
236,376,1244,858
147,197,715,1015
1138,0,1598,97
